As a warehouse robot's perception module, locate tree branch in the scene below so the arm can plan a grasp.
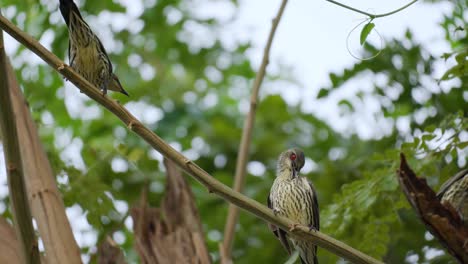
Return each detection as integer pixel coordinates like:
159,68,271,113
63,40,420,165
325,0,418,19
0,14,383,264
397,153,468,263
221,0,288,261
0,217,23,264
0,18,40,264
132,158,212,263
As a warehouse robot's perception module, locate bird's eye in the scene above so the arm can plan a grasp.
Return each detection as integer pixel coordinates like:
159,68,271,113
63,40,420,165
290,153,296,161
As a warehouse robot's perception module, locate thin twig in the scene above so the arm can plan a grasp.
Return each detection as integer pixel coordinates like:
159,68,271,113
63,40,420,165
0,18,41,264
325,0,418,19
221,0,289,261
0,14,383,264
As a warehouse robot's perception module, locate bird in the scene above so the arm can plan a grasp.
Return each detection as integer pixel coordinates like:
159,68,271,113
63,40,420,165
268,148,319,264
437,169,468,226
59,0,128,96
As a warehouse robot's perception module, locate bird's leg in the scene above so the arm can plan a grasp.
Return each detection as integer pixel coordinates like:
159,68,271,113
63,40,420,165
100,75,109,96
62,55,76,82
101,85,108,96
308,225,318,232
288,223,299,232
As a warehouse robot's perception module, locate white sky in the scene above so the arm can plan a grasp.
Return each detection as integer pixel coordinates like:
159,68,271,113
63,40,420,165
237,0,451,88
231,0,452,137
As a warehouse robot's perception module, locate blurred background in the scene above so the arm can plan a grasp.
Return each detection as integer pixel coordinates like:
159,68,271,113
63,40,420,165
0,0,467,263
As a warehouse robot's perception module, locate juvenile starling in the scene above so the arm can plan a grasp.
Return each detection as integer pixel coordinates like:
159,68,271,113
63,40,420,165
268,148,319,264
59,0,128,96
437,169,468,226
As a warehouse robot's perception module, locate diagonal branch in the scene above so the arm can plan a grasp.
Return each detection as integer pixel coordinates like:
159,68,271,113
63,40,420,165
221,0,288,261
0,14,382,264
0,19,40,264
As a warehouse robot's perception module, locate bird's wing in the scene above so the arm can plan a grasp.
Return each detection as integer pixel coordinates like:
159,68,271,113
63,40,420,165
437,169,468,199
267,194,292,255
306,180,320,261
95,36,113,74
68,39,75,66
309,182,320,230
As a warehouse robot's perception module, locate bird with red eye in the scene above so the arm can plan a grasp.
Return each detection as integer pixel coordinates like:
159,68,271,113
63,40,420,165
288,150,303,178
290,153,297,160
268,148,319,264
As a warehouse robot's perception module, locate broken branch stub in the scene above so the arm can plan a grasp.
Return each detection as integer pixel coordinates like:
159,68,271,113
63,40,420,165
397,153,468,263
131,158,211,264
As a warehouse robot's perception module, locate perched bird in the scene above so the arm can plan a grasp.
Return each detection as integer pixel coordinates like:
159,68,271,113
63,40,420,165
59,0,128,96
437,169,468,226
268,148,319,264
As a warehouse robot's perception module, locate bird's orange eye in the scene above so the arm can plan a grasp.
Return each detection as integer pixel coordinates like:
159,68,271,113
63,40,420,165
290,153,296,161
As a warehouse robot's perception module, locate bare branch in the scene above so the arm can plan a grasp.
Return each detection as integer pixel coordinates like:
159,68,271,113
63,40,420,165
0,14,383,264
221,0,289,261
325,0,418,19
131,159,211,263
98,236,127,264
0,19,40,264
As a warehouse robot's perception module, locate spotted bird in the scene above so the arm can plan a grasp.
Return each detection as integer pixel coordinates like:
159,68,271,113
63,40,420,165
268,148,319,264
59,0,128,95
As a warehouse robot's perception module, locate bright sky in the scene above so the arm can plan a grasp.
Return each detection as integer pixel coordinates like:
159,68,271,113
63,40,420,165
231,0,452,138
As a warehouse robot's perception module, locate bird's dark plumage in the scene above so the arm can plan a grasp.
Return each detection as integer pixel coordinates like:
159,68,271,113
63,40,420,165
268,148,319,264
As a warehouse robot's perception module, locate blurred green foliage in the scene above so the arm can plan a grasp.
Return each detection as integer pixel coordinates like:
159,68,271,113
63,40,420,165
1,0,467,263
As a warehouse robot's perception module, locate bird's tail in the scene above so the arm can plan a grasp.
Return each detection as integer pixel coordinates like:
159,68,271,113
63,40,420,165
59,0,83,27
296,241,318,264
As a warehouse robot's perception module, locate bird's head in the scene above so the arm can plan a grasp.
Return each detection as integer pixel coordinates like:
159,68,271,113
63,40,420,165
277,148,305,179
108,74,129,96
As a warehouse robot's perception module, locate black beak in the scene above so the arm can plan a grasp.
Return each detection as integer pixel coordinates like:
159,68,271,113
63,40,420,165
292,162,299,178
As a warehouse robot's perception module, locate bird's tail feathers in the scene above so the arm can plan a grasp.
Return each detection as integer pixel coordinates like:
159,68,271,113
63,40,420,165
59,0,83,27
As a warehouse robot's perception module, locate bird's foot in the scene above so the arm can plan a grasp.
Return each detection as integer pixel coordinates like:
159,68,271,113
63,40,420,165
58,64,68,81
289,223,298,232
273,208,280,216
308,225,318,232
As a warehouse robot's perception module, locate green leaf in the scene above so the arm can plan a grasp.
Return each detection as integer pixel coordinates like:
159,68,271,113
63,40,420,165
457,141,468,149
338,99,354,112
317,88,329,99
360,22,375,46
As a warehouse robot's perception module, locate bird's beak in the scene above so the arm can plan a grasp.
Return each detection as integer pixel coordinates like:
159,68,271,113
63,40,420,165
291,162,299,179
109,74,129,96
